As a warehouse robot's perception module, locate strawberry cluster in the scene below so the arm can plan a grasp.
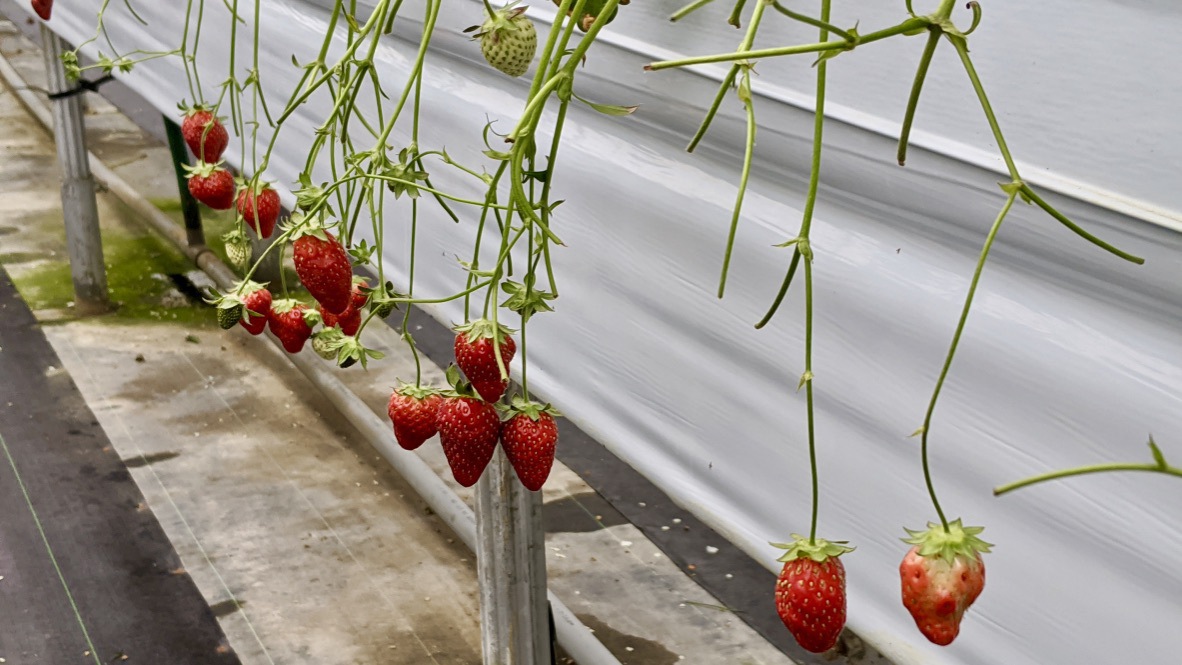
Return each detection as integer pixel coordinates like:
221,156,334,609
386,321,560,491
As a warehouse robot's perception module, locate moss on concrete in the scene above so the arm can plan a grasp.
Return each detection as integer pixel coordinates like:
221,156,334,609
9,216,214,327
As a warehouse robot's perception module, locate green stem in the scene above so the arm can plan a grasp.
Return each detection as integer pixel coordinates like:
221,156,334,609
995,462,1182,496
646,16,928,70
727,0,749,28
686,66,739,153
389,280,494,305
508,73,570,140
535,0,582,89
464,162,510,320
713,0,771,297
897,28,940,166
949,37,1019,181
770,2,853,42
181,0,198,100
802,0,831,546
920,190,1019,530
537,99,573,296
669,0,715,22
717,70,756,298
562,0,623,68
754,248,801,329
1020,185,1145,265
311,174,512,210
803,256,818,545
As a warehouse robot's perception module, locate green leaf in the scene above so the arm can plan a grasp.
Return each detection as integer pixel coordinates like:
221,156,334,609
573,93,638,117
1149,436,1168,469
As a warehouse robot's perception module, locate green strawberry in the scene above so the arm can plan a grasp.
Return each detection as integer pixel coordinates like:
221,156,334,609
223,227,251,271
311,328,344,361
217,303,243,329
470,4,537,78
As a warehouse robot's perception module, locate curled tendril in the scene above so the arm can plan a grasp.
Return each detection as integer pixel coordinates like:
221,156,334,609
963,1,982,35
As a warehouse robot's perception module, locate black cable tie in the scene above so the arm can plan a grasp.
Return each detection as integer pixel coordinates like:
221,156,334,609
47,74,115,100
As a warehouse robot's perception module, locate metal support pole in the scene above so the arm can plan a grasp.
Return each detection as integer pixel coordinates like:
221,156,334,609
40,25,107,313
476,449,552,665
163,116,205,247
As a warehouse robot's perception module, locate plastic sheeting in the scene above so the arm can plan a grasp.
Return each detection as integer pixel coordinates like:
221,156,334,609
24,1,1182,663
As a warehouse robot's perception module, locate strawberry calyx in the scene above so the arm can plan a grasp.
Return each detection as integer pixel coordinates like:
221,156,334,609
205,279,268,308
395,382,442,400
269,298,298,314
901,519,991,565
453,318,516,344
366,280,403,318
334,335,384,369
441,364,484,400
183,159,226,180
269,298,319,330
771,534,855,563
237,177,275,197
282,211,337,243
235,279,269,298
468,3,529,40
180,101,219,118
503,395,561,421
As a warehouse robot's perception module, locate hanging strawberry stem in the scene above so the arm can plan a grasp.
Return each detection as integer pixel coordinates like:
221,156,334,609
995,437,1182,496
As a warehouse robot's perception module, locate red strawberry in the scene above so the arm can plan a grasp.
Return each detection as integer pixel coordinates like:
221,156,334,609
186,162,235,210
240,285,272,335
435,395,500,487
31,0,52,20
319,302,361,336
388,385,443,450
268,299,318,354
181,108,229,162
237,185,281,239
292,225,352,314
772,536,853,653
350,279,369,310
454,319,516,402
500,401,560,491
899,520,991,646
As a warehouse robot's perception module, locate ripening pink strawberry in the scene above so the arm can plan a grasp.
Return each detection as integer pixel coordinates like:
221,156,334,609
899,520,991,646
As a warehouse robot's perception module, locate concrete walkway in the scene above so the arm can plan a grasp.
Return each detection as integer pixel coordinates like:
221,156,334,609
0,12,807,665
0,263,240,664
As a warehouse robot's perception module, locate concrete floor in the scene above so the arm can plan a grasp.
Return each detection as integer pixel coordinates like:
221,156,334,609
0,13,801,665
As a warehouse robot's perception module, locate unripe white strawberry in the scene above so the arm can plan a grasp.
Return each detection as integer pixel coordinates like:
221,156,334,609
223,227,251,271
471,5,537,78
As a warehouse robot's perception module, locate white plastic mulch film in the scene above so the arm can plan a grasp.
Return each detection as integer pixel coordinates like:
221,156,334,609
25,0,1182,663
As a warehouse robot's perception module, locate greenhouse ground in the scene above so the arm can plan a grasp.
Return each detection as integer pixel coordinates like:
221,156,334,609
0,9,890,665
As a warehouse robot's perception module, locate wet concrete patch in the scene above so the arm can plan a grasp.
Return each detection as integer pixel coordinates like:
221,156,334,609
577,614,681,665
544,491,629,533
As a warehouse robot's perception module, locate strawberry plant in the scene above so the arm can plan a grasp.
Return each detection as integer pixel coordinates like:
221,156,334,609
45,0,1166,657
